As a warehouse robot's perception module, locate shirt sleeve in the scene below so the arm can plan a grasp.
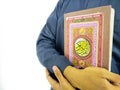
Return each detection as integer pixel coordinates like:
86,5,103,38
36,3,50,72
36,0,72,73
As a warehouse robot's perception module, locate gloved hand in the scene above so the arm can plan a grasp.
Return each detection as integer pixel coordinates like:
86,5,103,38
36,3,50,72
63,66,120,90
46,66,75,90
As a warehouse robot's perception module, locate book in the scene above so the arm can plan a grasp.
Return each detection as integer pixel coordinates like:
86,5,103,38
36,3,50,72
64,5,115,71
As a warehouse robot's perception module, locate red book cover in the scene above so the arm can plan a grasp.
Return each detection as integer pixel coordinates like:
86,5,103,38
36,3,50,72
64,5,115,71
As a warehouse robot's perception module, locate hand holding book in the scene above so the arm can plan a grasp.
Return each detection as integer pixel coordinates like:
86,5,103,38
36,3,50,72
62,5,120,90
63,66,120,90
46,66,120,90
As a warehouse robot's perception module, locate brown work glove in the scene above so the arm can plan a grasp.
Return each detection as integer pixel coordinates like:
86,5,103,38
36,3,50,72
63,66,120,90
46,66,75,90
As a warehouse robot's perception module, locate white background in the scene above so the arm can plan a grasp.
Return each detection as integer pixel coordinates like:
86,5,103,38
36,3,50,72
0,0,58,90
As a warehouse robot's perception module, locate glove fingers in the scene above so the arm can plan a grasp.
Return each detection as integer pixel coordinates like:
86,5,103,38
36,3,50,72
46,69,59,89
103,70,120,85
108,73,120,85
53,66,65,83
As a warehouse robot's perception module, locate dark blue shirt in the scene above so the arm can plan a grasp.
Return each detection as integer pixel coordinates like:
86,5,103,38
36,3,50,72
36,0,120,74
